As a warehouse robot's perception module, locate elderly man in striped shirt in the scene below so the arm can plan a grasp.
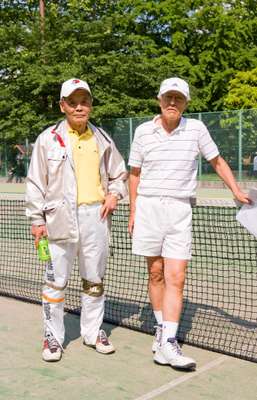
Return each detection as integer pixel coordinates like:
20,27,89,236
128,77,251,371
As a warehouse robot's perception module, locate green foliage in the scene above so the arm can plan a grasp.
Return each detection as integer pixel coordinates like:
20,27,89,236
224,68,257,109
0,0,256,144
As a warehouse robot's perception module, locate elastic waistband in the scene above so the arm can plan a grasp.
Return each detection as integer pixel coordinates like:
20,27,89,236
138,195,190,204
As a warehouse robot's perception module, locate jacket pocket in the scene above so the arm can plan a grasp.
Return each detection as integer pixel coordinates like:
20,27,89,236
43,200,74,241
47,149,67,177
47,149,67,161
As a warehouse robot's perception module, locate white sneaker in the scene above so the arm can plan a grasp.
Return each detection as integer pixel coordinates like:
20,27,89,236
84,329,115,354
152,325,162,353
154,338,196,370
42,332,62,362
96,329,115,354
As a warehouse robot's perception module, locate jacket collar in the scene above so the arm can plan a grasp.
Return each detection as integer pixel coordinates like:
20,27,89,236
52,119,111,162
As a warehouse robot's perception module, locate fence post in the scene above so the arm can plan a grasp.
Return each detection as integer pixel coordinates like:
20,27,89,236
128,118,133,163
25,138,29,175
129,118,133,146
4,143,8,176
198,112,202,180
238,110,242,181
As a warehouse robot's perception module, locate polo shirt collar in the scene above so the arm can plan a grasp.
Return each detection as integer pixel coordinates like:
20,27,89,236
152,115,186,136
68,126,92,138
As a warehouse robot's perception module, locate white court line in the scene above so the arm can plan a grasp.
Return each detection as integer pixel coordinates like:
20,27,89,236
133,355,227,400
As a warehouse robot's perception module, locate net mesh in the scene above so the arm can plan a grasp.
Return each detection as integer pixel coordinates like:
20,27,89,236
1,195,257,362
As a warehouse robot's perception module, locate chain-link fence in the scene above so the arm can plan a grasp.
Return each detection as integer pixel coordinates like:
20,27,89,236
1,109,257,181
100,109,257,181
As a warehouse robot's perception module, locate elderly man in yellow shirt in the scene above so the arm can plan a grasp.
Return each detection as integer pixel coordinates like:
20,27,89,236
68,127,105,206
26,78,127,362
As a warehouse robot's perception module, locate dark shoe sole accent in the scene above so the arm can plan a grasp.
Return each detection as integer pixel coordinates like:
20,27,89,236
42,356,62,362
154,360,196,371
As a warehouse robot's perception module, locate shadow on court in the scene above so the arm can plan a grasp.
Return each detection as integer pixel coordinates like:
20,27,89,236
1,296,257,400
63,311,117,348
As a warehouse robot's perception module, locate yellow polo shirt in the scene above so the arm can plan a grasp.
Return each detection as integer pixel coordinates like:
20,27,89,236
68,127,105,205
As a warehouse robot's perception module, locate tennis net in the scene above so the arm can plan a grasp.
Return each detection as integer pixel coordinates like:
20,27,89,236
1,194,257,362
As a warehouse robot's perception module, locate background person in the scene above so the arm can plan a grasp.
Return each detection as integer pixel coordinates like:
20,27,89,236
128,77,251,371
6,166,15,183
26,78,127,362
15,158,25,183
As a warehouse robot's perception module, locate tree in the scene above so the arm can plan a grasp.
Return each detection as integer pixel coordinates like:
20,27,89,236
224,67,257,109
0,0,257,146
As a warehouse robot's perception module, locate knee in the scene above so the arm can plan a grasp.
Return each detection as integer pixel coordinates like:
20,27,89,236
82,279,104,297
149,270,164,286
166,271,185,291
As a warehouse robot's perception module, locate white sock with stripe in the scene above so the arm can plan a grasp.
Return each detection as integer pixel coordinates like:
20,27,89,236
162,321,179,345
153,310,163,325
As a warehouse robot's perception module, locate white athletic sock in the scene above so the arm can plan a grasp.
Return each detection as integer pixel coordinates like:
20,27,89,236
162,321,179,345
153,310,163,325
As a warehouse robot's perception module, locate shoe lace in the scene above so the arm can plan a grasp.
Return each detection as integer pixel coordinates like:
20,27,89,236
167,338,182,355
46,333,59,353
98,329,109,345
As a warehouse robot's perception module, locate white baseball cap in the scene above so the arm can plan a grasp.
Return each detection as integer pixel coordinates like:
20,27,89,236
158,77,190,101
60,78,92,99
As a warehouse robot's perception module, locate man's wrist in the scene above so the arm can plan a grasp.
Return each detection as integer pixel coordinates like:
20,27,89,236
109,192,121,200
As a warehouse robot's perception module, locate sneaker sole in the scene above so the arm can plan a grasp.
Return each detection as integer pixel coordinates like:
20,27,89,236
154,349,196,371
42,355,62,362
83,341,115,355
154,359,196,371
96,348,115,355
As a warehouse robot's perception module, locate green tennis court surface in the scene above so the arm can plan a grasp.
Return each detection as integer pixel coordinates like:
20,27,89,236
1,296,257,400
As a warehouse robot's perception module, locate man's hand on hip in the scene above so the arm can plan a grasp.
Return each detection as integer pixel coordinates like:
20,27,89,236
100,193,118,219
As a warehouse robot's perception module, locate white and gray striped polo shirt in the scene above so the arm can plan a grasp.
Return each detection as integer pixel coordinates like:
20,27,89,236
128,116,219,198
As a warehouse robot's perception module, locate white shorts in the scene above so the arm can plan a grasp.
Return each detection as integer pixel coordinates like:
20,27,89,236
132,196,192,260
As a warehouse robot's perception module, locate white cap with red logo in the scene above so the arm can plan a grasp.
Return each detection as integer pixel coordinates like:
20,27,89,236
60,78,92,99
